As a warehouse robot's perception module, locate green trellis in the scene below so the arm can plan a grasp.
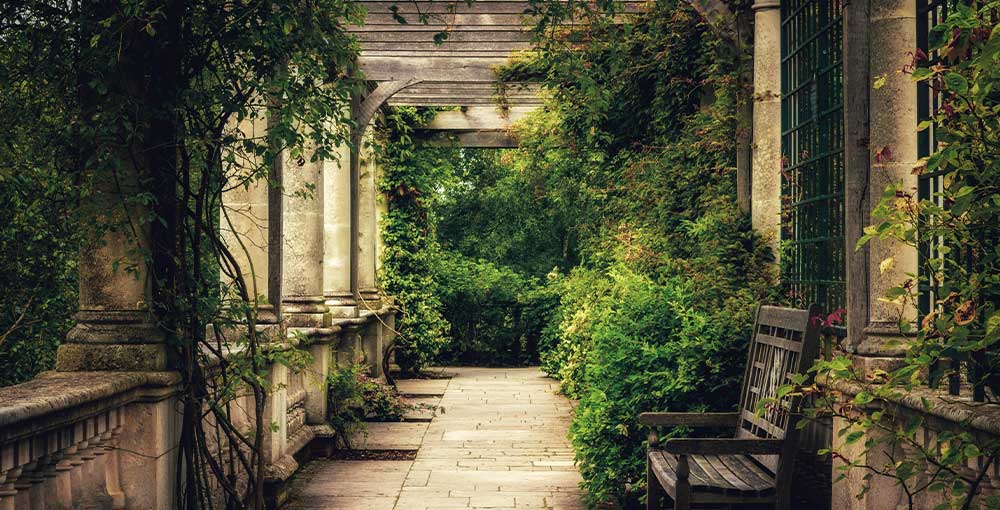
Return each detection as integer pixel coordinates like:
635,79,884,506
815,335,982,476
780,0,846,312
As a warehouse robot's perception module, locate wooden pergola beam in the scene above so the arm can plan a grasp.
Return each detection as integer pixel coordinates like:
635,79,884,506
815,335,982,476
417,107,535,130
415,131,519,148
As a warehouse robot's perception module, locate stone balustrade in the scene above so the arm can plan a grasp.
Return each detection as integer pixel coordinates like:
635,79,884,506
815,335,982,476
829,379,1000,509
0,372,179,510
0,307,396,510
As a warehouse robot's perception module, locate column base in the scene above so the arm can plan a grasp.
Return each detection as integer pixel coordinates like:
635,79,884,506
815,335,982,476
324,294,358,319
56,343,170,371
283,297,329,328
359,290,382,311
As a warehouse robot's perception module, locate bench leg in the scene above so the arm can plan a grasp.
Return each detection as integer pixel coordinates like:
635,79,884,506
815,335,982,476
646,459,663,510
674,455,691,510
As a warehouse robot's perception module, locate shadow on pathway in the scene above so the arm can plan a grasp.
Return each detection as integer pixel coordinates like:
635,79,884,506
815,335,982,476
288,367,585,510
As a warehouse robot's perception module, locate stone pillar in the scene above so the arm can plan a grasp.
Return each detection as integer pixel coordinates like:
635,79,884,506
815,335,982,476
362,322,384,378
336,326,364,368
375,163,389,274
282,151,329,328
751,0,784,257
357,141,380,308
856,0,919,354
220,113,280,325
117,400,177,510
323,141,358,318
56,165,167,371
262,362,289,465
305,339,332,424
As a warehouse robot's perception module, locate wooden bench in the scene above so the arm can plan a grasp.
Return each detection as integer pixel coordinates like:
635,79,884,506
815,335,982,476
640,304,821,510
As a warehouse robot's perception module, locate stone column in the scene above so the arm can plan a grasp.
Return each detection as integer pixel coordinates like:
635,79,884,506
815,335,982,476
305,339,332,424
262,362,289,465
856,0,919,354
375,163,389,274
220,113,280,325
323,141,358,318
56,160,167,372
751,0,784,257
357,140,380,308
116,399,177,510
362,322,384,378
282,152,329,328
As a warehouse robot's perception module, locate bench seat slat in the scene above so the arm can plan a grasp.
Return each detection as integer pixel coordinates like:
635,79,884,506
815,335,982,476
649,451,776,498
755,333,803,352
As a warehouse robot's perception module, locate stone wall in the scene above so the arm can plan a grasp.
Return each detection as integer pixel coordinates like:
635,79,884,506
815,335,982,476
0,310,394,510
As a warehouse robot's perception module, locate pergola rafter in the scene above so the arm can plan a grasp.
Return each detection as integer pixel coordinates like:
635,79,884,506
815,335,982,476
351,0,645,147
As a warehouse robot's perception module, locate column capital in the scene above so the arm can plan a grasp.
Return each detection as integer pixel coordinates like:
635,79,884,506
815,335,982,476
753,0,781,11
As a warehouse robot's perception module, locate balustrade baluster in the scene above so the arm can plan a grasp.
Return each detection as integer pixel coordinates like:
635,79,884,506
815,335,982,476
12,461,35,510
102,415,126,510
53,445,75,510
28,449,52,510
0,468,18,510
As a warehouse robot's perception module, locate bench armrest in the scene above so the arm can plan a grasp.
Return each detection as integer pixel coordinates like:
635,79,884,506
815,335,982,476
659,438,784,455
638,412,740,428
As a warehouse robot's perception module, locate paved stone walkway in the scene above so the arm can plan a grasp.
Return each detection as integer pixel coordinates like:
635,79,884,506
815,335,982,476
289,367,585,509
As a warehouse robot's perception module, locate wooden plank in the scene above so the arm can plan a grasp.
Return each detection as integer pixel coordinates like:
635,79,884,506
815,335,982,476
358,56,506,81
360,42,528,53
638,412,740,428
364,50,522,58
739,410,786,439
705,455,757,492
659,438,784,455
393,83,538,99
689,455,736,494
754,332,803,353
413,131,519,148
389,97,540,106
717,455,775,492
418,107,535,130
843,0,871,350
757,305,810,331
355,24,532,39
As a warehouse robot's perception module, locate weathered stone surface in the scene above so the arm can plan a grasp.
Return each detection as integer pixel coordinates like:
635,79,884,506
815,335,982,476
0,371,179,432
55,343,170,372
288,367,585,509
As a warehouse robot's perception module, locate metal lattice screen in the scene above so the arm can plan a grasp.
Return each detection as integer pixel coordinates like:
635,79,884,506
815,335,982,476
780,0,846,311
916,0,951,316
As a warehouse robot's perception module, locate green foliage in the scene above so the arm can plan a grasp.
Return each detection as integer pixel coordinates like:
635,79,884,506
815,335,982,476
812,4,1000,508
564,270,761,505
434,250,537,365
0,7,85,386
436,149,578,275
2,1,364,505
498,0,779,505
327,364,409,448
374,107,452,374
0,169,80,387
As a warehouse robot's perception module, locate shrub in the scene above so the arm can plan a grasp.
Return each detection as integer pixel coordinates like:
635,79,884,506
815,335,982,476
326,364,409,447
434,250,537,365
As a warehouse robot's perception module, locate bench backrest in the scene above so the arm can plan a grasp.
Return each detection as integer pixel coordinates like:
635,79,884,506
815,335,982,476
735,304,822,474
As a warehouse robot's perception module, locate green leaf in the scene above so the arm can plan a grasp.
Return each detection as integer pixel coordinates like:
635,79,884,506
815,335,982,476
944,72,969,94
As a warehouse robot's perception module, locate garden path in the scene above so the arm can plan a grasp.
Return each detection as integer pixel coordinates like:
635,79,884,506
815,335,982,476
288,367,585,510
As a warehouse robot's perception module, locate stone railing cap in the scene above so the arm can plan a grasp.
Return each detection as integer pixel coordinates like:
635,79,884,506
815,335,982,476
0,371,180,429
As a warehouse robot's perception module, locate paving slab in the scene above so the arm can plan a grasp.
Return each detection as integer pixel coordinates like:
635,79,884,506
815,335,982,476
402,396,441,421
288,367,585,509
348,422,429,450
396,378,452,397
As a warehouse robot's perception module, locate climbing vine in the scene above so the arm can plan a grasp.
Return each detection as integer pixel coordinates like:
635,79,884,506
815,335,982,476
1,2,362,508
372,106,452,375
